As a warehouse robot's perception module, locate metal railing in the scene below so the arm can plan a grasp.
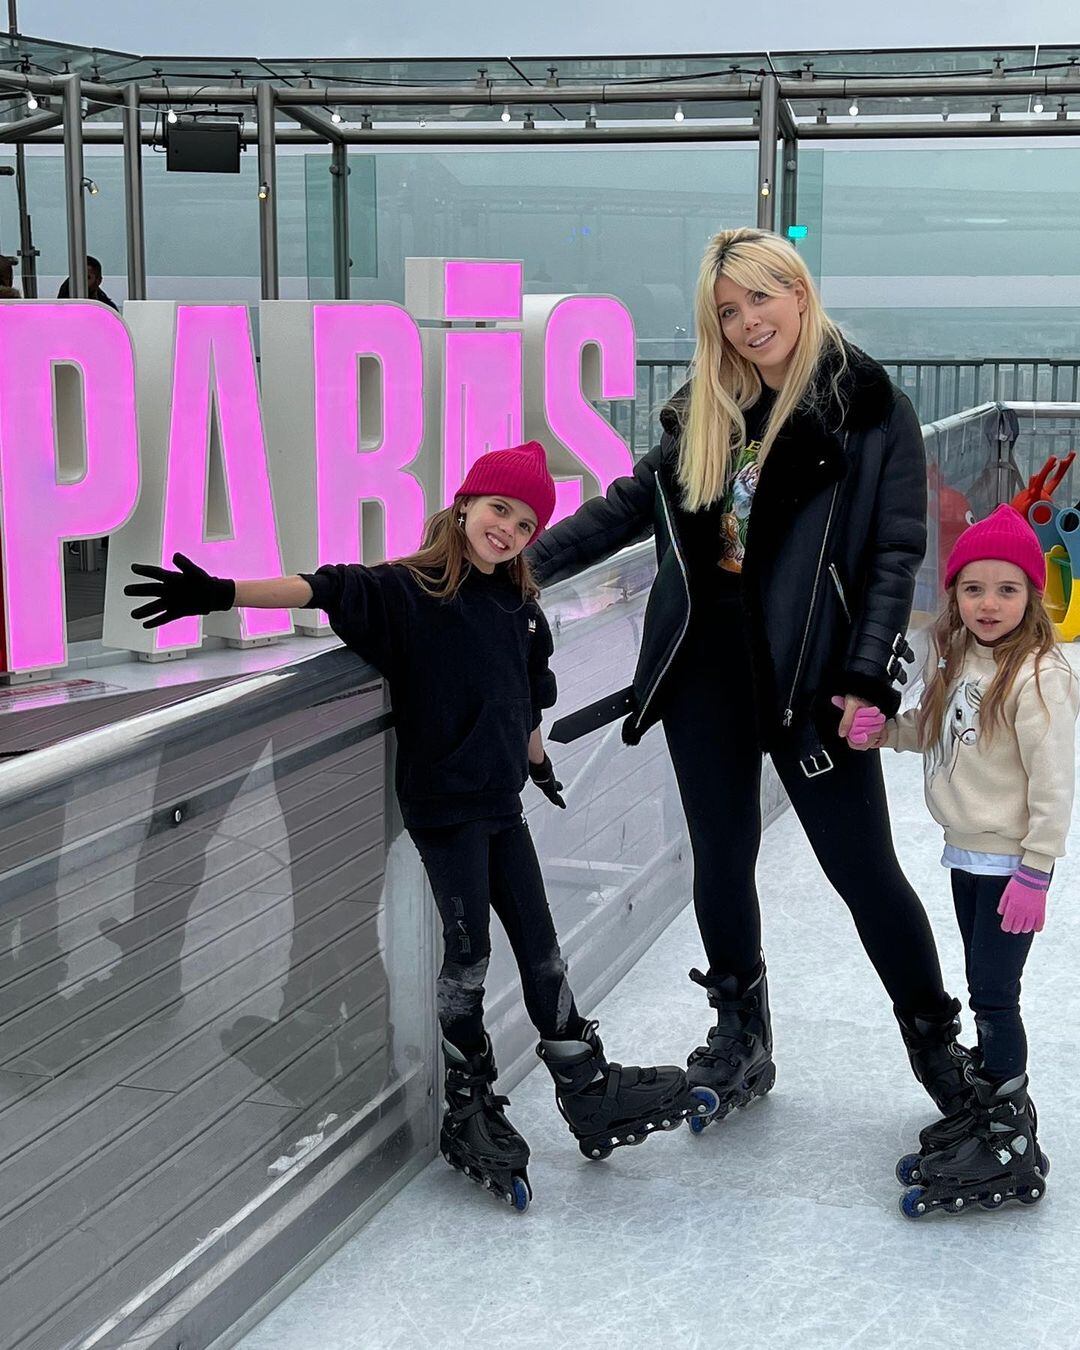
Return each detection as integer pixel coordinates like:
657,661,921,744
612,358,1080,459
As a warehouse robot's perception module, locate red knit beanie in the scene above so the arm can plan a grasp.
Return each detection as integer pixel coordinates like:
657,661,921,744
454,441,557,536
944,503,1046,593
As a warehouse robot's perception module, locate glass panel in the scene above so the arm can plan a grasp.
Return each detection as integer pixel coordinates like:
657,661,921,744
343,146,756,361
0,649,434,1350
810,144,1080,359
304,151,378,298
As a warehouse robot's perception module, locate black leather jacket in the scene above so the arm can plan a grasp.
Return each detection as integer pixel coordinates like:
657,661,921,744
528,344,924,767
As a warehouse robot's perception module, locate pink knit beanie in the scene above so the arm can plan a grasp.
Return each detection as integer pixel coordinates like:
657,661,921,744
455,441,557,536
943,503,1046,593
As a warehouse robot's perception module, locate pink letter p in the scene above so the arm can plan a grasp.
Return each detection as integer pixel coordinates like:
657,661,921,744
0,303,139,672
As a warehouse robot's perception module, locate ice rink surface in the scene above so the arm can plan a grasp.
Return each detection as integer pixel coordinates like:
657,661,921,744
239,648,1080,1350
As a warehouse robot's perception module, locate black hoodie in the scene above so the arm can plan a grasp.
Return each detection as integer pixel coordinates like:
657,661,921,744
302,562,557,828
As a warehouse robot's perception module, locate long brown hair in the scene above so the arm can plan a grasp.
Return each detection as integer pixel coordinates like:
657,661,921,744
918,578,1061,749
396,498,539,601
678,227,848,512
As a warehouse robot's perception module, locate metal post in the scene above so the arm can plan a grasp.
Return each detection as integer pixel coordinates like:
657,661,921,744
780,135,798,235
14,145,37,297
62,73,87,296
123,81,146,298
256,80,279,300
756,74,779,231
330,140,350,299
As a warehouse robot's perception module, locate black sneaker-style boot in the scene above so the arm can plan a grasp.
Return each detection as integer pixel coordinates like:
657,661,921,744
899,1069,1048,1219
895,996,972,1115
440,1036,531,1212
685,964,775,1129
537,1020,718,1160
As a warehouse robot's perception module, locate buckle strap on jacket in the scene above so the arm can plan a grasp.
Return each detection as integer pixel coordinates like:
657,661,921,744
859,618,915,666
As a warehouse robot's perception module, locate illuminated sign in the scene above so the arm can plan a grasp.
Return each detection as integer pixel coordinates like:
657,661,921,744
0,258,636,672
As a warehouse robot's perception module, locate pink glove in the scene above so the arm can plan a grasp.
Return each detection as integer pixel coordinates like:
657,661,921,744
998,865,1050,934
830,696,886,746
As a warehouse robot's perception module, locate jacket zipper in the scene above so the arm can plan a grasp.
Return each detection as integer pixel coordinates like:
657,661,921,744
783,434,848,728
634,478,692,730
828,564,851,623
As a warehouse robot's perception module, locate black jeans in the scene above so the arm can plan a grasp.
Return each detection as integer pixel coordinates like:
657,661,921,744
409,815,582,1052
951,869,1034,1080
660,596,948,1017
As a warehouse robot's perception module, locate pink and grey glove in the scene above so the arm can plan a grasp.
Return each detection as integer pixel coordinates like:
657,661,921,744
830,696,886,746
998,865,1050,934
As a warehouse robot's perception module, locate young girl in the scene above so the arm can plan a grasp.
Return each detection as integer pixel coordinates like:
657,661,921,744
125,440,717,1214
845,504,1078,1218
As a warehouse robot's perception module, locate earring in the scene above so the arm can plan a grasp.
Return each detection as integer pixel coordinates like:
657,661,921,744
457,514,466,528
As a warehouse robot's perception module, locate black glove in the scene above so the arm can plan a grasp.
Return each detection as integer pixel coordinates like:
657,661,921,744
528,753,566,809
125,552,236,629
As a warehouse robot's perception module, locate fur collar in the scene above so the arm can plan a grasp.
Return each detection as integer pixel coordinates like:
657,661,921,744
657,341,896,514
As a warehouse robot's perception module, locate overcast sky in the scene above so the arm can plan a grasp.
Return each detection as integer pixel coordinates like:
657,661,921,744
16,0,1080,58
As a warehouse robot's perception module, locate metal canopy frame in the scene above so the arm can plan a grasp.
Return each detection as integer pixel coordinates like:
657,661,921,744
1,35,1078,302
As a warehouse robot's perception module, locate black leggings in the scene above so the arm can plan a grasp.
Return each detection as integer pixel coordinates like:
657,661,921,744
660,602,949,1017
951,870,1034,1079
409,815,582,1052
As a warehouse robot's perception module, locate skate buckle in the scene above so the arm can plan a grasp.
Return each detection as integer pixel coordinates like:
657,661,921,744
800,750,834,779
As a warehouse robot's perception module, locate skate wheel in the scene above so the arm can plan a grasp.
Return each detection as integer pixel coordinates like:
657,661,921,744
1019,1184,1044,1205
689,1113,710,1135
1038,1151,1051,1177
944,1196,965,1214
511,1176,530,1212
980,1193,1005,1210
895,1154,922,1187
582,1141,613,1162
899,1187,928,1220
690,1087,720,1117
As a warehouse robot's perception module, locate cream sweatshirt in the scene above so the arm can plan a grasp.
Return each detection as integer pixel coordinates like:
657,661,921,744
882,640,1079,873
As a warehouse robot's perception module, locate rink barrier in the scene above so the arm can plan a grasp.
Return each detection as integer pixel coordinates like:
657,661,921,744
0,541,787,1350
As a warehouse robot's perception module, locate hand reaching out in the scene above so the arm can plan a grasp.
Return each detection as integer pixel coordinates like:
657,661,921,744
125,552,236,629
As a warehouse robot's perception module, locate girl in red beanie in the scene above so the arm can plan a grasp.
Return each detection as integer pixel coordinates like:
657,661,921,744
124,441,717,1214
844,504,1079,1218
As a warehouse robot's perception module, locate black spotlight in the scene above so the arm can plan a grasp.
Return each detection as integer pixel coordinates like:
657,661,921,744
165,120,242,173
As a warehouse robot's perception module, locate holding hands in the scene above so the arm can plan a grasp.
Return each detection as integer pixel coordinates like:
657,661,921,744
125,553,235,628
831,695,886,749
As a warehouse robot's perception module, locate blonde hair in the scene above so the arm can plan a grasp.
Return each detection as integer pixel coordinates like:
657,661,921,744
677,227,848,512
919,577,1060,749
396,499,539,602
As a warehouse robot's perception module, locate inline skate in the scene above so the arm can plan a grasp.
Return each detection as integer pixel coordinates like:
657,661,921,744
895,996,971,1114
440,1037,532,1212
899,1070,1048,1219
684,964,775,1131
537,1020,719,1160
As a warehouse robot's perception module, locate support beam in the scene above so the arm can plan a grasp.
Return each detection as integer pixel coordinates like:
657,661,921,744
14,143,37,297
256,80,279,300
123,82,146,299
0,106,62,143
331,141,350,299
3,70,1080,110
283,104,344,144
757,74,778,230
62,73,87,298
780,136,798,236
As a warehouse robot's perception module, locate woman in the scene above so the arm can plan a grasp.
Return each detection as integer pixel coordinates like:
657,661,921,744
528,227,968,1122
